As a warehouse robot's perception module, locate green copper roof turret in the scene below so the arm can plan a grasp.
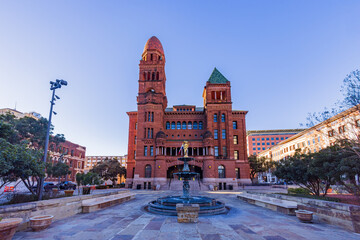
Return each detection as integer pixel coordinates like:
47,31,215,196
207,67,229,84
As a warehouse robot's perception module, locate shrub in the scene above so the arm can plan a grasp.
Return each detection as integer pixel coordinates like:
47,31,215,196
288,188,311,195
95,185,107,189
2,192,65,205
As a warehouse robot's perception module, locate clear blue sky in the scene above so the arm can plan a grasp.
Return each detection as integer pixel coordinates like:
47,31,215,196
0,1,359,155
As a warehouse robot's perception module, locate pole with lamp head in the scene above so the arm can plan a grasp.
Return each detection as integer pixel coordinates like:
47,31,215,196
38,79,67,200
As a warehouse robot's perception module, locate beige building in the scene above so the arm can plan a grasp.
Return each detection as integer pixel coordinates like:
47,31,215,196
85,155,127,171
257,105,360,183
0,108,41,120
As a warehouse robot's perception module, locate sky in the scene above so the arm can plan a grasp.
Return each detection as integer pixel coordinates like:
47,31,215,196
0,1,359,156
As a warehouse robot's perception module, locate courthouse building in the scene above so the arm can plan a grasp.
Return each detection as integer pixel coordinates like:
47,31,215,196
126,36,250,190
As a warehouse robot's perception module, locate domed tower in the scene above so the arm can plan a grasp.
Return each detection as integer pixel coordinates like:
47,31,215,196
128,36,168,189
138,36,167,108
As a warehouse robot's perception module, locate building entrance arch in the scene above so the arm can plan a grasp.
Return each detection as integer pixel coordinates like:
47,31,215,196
167,164,203,179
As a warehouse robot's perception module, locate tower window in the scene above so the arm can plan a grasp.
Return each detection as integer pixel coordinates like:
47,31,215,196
166,121,170,129
233,136,238,144
150,54,153,61
221,114,225,122
171,122,175,130
152,72,155,80
177,121,181,129
147,72,150,80
144,146,148,156
182,121,187,129
214,129,218,139
214,114,218,122
214,147,219,157
156,72,159,80
199,121,203,129
233,121,237,129
143,72,146,80
193,121,198,129
188,121,192,129
234,150,239,160
222,129,226,139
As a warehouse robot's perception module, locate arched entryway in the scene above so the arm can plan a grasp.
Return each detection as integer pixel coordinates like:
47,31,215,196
167,164,203,179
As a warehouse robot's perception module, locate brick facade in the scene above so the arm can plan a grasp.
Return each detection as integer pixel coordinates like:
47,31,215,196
126,36,251,190
47,140,86,182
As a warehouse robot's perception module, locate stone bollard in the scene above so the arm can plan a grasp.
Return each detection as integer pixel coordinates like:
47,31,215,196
176,204,200,223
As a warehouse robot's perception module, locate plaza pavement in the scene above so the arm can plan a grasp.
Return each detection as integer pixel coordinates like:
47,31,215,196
13,190,360,240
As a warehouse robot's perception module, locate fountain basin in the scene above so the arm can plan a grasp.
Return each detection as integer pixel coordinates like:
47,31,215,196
147,195,228,216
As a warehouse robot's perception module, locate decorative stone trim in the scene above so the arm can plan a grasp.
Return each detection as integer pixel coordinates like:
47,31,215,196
176,204,200,223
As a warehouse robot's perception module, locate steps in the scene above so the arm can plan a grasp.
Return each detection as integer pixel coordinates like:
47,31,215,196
165,179,208,192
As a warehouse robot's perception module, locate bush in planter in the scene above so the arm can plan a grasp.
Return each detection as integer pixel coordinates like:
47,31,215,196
95,185,107,189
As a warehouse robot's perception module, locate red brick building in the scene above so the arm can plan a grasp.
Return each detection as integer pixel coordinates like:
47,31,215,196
126,36,250,190
47,140,86,182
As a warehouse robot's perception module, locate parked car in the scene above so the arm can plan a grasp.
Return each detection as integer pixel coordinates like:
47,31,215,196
31,182,58,192
57,181,77,190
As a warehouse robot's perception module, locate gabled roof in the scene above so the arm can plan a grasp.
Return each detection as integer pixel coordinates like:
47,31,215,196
207,68,229,84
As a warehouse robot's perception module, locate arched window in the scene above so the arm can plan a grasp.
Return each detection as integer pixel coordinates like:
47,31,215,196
156,72,159,80
145,165,152,178
166,121,170,129
143,72,146,80
214,114,218,122
218,165,225,178
193,121,198,129
147,72,150,81
177,121,181,129
152,72,155,80
171,122,175,130
221,114,225,122
182,121,187,129
188,121,192,129
199,121,203,129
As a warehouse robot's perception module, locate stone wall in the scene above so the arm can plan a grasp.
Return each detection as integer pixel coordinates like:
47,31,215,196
0,190,129,231
248,192,360,233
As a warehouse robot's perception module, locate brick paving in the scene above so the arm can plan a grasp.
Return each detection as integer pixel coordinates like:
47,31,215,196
13,190,360,240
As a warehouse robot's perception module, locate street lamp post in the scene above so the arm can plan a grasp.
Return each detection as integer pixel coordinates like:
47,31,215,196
38,79,67,201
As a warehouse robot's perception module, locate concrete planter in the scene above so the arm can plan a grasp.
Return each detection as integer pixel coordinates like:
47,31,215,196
295,210,313,222
64,190,74,197
0,218,22,240
29,215,54,231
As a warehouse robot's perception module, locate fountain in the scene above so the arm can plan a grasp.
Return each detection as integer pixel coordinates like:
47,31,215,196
147,141,228,216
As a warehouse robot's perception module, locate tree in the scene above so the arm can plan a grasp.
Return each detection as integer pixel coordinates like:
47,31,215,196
0,114,65,196
76,172,101,188
46,161,71,183
302,69,360,128
91,158,126,185
341,69,360,108
0,138,44,195
248,155,274,183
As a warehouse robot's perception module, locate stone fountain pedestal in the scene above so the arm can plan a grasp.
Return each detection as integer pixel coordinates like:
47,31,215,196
176,204,200,223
